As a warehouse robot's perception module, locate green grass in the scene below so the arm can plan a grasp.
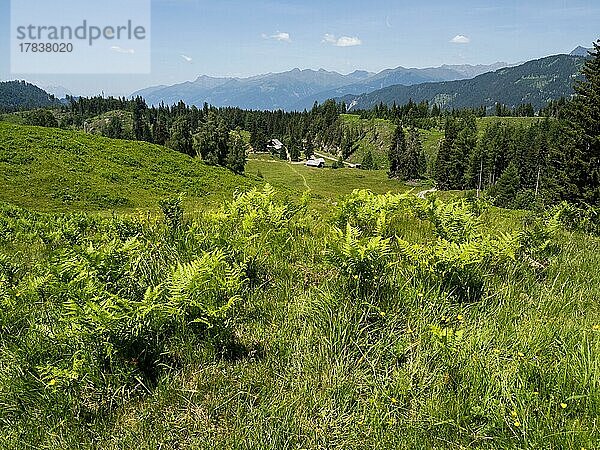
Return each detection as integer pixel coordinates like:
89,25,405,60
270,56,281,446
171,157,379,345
0,122,258,213
246,154,420,213
420,127,444,175
0,122,599,448
340,114,396,169
0,188,598,449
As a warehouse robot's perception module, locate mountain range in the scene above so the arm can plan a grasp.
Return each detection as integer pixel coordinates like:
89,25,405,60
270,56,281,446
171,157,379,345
132,62,511,111
0,48,590,114
340,54,585,111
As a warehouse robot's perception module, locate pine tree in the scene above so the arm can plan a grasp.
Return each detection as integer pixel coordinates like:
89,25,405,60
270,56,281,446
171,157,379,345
491,163,520,208
193,112,229,165
250,127,268,153
362,150,375,170
166,116,193,156
434,118,460,189
303,134,314,160
132,97,148,141
568,39,600,204
152,120,168,146
449,120,477,189
226,129,248,174
395,127,425,180
388,123,406,178
103,115,123,139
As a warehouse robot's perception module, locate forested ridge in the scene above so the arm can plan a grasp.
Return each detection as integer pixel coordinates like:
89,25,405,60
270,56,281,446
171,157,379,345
0,80,61,112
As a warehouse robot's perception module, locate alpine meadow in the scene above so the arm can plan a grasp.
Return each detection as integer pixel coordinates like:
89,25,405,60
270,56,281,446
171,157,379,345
1,1,600,448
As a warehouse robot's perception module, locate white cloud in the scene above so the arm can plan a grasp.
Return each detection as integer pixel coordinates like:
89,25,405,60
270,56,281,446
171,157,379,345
450,35,470,44
110,46,135,54
337,36,362,47
322,34,362,47
262,31,291,42
180,54,193,62
322,33,337,44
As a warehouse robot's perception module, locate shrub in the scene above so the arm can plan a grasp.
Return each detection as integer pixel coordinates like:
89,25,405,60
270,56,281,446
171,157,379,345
335,189,418,236
159,194,185,229
554,201,600,235
326,223,392,294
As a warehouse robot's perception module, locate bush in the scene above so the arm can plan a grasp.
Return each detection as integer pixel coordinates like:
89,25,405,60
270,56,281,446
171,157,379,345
554,201,600,235
159,194,185,229
326,223,392,295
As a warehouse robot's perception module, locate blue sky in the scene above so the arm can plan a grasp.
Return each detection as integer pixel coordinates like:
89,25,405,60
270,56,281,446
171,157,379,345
1,0,598,96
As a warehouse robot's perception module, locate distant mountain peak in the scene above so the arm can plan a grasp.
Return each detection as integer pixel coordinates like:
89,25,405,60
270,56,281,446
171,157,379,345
42,85,73,99
570,46,592,57
348,70,372,77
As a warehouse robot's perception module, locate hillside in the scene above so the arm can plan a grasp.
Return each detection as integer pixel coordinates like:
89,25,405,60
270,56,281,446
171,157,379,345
1,179,598,448
332,115,540,175
1,112,599,450
0,81,61,112
0,122,257,212
342,54,585,111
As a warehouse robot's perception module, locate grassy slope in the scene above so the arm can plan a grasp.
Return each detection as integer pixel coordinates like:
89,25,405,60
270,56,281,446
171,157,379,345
476,116,546,128
0,122,258,212
339,115,546,174
0,121,599,448
475,116,546,138
0,113,26,125
339,114,443,176
340,114,395,169
0,189,598,449
0,122,409,215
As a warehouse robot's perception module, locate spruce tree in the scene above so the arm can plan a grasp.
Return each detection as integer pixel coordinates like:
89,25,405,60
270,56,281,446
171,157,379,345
250,127,268,153
434,118,459,189
569,40,600,204
492,163,520,208
450,120,477,189
152,120,168,146
167,116,193,156
303,134,314,160
103,116,123,139
362,150,375,170
396,127,425,180
388,123,406,178
226,129,248,175
193,112,230,165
